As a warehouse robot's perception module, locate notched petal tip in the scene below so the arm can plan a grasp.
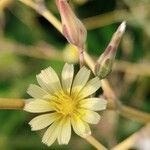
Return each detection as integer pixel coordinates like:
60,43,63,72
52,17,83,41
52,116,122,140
97,98,108,111
64,62,73,68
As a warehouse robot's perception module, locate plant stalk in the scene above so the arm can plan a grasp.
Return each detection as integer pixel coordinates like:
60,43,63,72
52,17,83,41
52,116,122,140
85,135,108,150
0,98,25,110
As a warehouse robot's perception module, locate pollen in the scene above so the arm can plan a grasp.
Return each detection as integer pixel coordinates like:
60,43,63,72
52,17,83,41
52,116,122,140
54,91,77,116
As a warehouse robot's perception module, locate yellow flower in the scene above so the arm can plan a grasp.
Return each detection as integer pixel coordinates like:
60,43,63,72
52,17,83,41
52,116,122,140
24,63,107,146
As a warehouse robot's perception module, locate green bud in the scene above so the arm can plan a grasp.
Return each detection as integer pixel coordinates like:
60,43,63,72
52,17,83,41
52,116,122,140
95,21,126,79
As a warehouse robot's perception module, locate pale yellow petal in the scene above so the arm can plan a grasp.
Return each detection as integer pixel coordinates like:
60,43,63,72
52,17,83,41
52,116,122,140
24,99,54,113
79,98,107,111
27,84,48,98
78,109,101,124
72,67,90,96
79,77,101,99
42,121,61,146
36,66,62,94
61,63,74,93
57,118,71,145
29,113,60,131
71,115,91,138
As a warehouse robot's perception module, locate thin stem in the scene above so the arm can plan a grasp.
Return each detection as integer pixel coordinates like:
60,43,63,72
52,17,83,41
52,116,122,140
78,48,84,68
111,134,137,150
19,0,36,10
85,135,108,150
0,0,13,9
83,9,130,30
0,98,25,110
19,0,62,33
84,51,95,72
0,37,64,60
111,123,150,150
120,105,150,123
40,8,62,33
114,60,150,76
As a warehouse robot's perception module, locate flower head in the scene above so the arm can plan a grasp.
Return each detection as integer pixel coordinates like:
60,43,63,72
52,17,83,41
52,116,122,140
56,0,87,49
24,63,107,146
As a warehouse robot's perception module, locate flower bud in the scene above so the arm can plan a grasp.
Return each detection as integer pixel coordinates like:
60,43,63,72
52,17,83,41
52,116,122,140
95,21,126,79
56,0,87,49
63,44,78,63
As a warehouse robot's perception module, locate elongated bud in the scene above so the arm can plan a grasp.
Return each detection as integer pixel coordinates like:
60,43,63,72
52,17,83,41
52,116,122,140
56,0,87,49
95,21,126,79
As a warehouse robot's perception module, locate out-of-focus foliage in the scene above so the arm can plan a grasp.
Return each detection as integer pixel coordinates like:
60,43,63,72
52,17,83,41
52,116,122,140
0,0,149,149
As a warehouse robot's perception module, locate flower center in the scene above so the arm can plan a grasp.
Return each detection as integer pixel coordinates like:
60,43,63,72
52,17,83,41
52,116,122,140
54,92,77,116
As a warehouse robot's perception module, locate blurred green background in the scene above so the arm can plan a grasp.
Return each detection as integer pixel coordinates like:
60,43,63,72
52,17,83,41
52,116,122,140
0,0,150,149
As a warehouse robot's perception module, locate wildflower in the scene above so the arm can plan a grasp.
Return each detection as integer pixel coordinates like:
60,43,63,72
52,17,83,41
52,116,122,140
24,63,107,146
56,0,87,49
95,21,126,79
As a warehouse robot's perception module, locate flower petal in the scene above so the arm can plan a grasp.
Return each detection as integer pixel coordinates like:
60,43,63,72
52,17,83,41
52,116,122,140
42,121,61,146
79,98,107,111
57,118,71,145
71,114,91,138
78,109,101,124
27,84,48,98
24,99,54,113
72,67,90,96
79,77,101,99
29,113,60,131
36,66,62,94
61,63,74,93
